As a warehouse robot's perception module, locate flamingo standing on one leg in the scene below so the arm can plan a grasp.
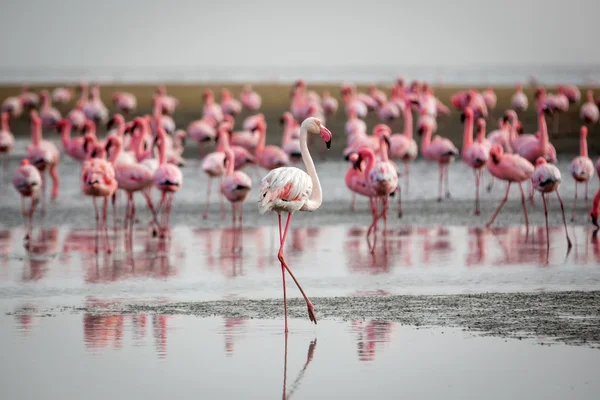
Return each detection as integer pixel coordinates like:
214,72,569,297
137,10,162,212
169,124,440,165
258,117,332,333
220,146,252,251
419,120,458,201
26,111,60,212
154,121,183,235
12,159,42,241
461,108,490,215
531,157,572,251
0,112,15,179
569,126,595,221
485,144,534,228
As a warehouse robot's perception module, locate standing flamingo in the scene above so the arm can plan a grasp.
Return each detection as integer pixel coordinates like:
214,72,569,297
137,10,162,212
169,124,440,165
0,112,15,178
12,159,42,240
51,87,72,105
154,121,183,234
201,124,230,220
258,117,331,333
511,83,529,112
321,91,338,117
221,88,242,117
485,144,534,228
220,146,252,249
580,90,599,124
57,119,88,162
388,99,418,191
240,85,262,111
419,119,458,201
112,92,137,114
461,108,489,215
26,111,60,210
67,97,87,133
255,118,290,170
569,126,595,221
345,151,378,215
80,136,118,253
38,90,62,130
531,157,571,251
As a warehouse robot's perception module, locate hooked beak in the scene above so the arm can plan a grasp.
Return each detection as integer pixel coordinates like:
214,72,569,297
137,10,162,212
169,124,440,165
106,117,115,130
383,135,391,148
319,126,332,150
417,126,425,136
517,126,524,134
352,154,363,170
592,214,599,229
460,113,466,124
502,115,510,123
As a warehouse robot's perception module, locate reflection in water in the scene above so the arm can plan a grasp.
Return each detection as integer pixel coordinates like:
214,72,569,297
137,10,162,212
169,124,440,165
351,320,395,362
282,334,317,400
223,317,246,356
152,314,169,358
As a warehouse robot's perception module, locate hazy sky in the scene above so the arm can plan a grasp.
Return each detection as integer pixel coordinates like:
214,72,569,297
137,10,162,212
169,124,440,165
1,0,598,69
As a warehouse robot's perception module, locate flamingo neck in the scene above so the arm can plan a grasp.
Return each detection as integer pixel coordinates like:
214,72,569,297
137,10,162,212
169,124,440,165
256,125,266,153
32,121,41,146
158,133,167,165
403,103,413,139
463,115,474,147
217,129,230,152
60,124,72,148
538,111,549,153
225,148,234,176
1,114,8,131
299,124,322,212
580,132,588,158
378,137,389,162
420,127,432,152
363,151,375,176
109,141,122,164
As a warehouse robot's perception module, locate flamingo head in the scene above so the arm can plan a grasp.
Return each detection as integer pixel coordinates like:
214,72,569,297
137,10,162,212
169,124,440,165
303,117,332,149
20,159,30,167
107,114,125,130
55,119,71,132
581,126,588,137
280,111,293,125
476,118,486,134
535,87,546,100
348,153,362,170
489,144,504,164
460,106,474,123
202,89,214,101
535,157,547,167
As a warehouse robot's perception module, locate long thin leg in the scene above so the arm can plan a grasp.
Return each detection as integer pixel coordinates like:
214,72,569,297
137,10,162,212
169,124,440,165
93,197,100,253
141,189,158,235
231,202,237,252
437,164,443,202
278,213,283,244
486,175,495,193
21,197,30,240
518,182,529,228
571,182,578,222
444,165,451,198
555,190,572,249
278,213,317,325
542,193,550,250
49,164,60,200
397,185,403,218
112,192,118,230
585,181,589,202
486,182,511,228
220,177,226,220
40,173,46,216
474,169,481,215
203,177,212,219
28,196,36,237
102,197,111,253
404,162,410,194
350,192,356,211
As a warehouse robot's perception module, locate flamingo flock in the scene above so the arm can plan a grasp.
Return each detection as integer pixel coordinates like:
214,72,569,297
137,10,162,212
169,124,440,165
4,78,600,333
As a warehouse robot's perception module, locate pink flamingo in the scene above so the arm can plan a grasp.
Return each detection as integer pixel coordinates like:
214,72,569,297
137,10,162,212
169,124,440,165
461,108,489,215
591,158,600,229
388,99,418,191
67,97,87,132
255,118,290,170
155,85,179,115
83,84,109,124
369,85,387,108
12,159,42,239
569,126,595,221
26,111,60,210
482,88,497,113
203,89,224,123
106,114,136,165
201,124,230,219
105,135,158,233
188,115,218,153
511,83,529,112
153,120,183,234
531,157,571,250
419,119,458,201
221,88,242,117
38,90,62,130
514,103,556,164
258,117,331,332
240,85,262,111
80,136,118,253
57,119,87,162
486,114,512,154
562,85,581,105
580,90,599,124
1,96,23,118
485,144,534,228
112,92,137,114
51,87,72,105
281,112,301,162
19,86,39,109
220,146,252,248
345,151,378,214
0,112,15,177
321,91,338,117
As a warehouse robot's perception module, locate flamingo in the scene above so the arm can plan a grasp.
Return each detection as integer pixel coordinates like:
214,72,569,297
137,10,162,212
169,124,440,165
255,117,290,170
80,135,118,253
153,120,183,234
51,87,72,105
531,157,571,251
203,89,224,123
511,83,529,112
1,96,23,118
12,159,42,240
569,126,595,221
83,84,109,125
461,108,489,215
580,90,599,124
188,115,218,153
240,85,262,111
486,114,512,153
19,86,39,109
345,151,378,213
321,91,338,117
591,158,600,229
26,111,60,210
514,103,557,164
485,144,534,228
482,88,497,114
105,135,158,233
258,117,332,333
221,88,242,117
155,85,179,115
67,97,87,132
112,92,137,114
281,112,301,162
419,118,458,201
38,90,62,130
388,99,418,191
369,85,387,108
220,146,252,239
0,112,15,177
201,124,231,219
57,119,88,162
562,85,581,105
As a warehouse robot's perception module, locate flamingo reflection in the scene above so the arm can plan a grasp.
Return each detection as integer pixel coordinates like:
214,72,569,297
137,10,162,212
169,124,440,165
223,317,246,355
351,320,395,362
23,227,59,281
282,335,318,400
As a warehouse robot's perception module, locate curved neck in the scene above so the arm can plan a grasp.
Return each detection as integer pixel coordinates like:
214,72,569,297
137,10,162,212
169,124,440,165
420,127,432,151
362,151,375,176
580,132,588,158
299,125,322,212
32,121,41,146
225,149,234,176
378,137,389,161
463,115,474,147
538,111,549,153
158,133,167,165
109,141,122,163
217,129,230,151
403,103,413,139
1,115,8,131
60,124,72,148
256,125,266,153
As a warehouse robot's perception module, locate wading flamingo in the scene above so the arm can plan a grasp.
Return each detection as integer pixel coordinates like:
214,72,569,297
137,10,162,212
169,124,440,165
38,90,62,130
531,157,571,251
240,85,262,111
12,159,42,240
57,119,87,162
221,88,242,117
220,146,252,249
154,121,183,235
255,118,290,170
113,92,137,114
580,90,599,124
419,119,458,201
26,111,60,211
388,99,418,191
0,112,15,178
258,117,332,333
569,126,595,221
485,144,534,228
345,151,377,215
591,158,600,229
511,83,528,112
461,108,489,215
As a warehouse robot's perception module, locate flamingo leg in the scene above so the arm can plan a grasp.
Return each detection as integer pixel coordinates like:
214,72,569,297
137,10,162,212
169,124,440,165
202,177,212,220
231,202,237,252
93,197,100,253
397,185,403,218
444,165,451,198
571,182,578,222
102,197,111,253
486,182,511,228
487,175,495,193
112,192,118,230
28,196,36,237
49,164,60,200
404,162,410,194
437,164,443,202
350,192,356,211
585,181,589,202
40,173,46,216
555,190,572,249
474,169,481,215
278,213,317,328
220,177,226,220
21,196,29,240
141,189,159,235
518,182,529,228
542,193,550,251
